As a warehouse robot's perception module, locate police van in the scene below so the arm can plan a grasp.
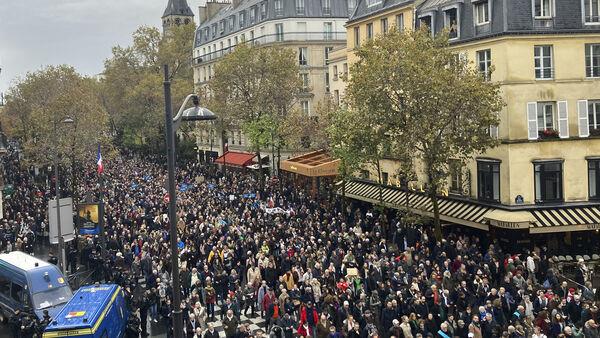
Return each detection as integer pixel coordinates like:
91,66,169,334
0,251,72,321
43,284,129,338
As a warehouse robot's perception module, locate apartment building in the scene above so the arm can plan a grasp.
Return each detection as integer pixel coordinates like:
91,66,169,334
337,0,600,249
192,0,353,160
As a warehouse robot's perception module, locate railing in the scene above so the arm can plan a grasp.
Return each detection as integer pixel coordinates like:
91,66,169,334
585,15,600,23
533,17,554,29
475,23,491,35
194,31,347,65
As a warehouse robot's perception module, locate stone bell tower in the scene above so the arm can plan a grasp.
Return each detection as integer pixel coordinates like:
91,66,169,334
162,0,195,34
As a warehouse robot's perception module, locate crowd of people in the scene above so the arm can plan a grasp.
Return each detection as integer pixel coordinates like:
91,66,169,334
1,142,600,338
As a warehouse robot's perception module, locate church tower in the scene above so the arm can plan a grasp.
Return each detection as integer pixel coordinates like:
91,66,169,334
162,0,195,34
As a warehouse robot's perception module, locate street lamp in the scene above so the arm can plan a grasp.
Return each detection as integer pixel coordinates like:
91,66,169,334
54,117,74,274
163,64,216,338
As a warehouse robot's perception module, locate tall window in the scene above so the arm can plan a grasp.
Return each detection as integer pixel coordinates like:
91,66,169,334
274,0,283,16
444,8,458,39
325,72,330,93
477,49,492,81
381,18,389,34
533,0,553,17
239,12,245,28
296,0,305,14
322,0,331,15
396,13,404,29
249,7,256,23
324,22,333,40
299,47,308,66
300,73,309,89
449,160,463,194
325,46,333,64
420,15,433,33
477,161,500,202
474,1,490,24
354,27,360,47
537,102,556,131
534,45,553,79
534,162,563,203
301,101,310,114
588,100,600,131
261,2,267,20
229,16,235,30
348,0,357,14
366,23,374,39
589,160,600,199
343,63,348,75
586,44,600,78
275,23,284,41
333,65,339,79
584,0,600,23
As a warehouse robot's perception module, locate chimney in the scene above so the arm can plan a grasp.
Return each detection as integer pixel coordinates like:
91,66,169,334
198,5,208,25
205,0,230,22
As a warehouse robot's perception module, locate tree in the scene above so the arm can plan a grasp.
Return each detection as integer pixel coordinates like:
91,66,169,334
281,98,334,153
346,28,504,240
1,65,110,198
209,43,301,189
101,24,196,152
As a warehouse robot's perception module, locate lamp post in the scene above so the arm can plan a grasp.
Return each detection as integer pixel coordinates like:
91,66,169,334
53,117,74,274
163,65,216,338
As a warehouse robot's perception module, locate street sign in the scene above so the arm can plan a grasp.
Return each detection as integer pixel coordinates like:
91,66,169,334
48,198,75,244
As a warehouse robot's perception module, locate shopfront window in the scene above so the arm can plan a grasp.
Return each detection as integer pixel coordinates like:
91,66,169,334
477,161,500,202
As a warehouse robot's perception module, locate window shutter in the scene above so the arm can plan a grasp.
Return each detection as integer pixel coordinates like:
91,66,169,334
578,100,590,137
557,101,569,138
527,102,538,140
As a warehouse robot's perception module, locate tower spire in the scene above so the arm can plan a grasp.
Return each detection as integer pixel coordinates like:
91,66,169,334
162,0,195,34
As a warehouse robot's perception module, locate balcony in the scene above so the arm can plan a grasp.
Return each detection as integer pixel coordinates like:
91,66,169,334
533,17,554,29
193,31,347,66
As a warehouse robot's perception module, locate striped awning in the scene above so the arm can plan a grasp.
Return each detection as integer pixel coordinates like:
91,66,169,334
530,207,600,233
342,181,491,230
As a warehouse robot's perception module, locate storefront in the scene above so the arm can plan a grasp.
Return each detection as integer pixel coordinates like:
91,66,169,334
280,150,340,197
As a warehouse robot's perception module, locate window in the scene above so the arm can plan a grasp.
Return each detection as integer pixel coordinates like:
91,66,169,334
249,7,256,23
219,20,225,34
477,161,500,202
477,49,492,81
0,275,10,297
239,12,245,28
275,23,284,42
324,22,333,40
534,0,553,18
333,65,339,79
299,47,308,66
449,160,462,194
382,172,389,185
534,45,553,79
301,73,309,89
420,15,433,33
250,30,255,43
343,63,348,76
325,46,333,64
261,2,267,20
537,102,556,131
296,0,305,14
301,101,310,114
275,0,283,16
11,283,24,303
586,44,600,78
322,0,331,15
234,36,239,45
381,18,389,34
325,72,330,93
534,162,563,203
588,100,600,131
444,8,459,39
475,1,490,24
229,16,235,30
366,23,374,40
360,170,370,180
211,24,217,37
348,0,357,14
354,27,360,47
334,90,340,105
396,13,405,30
584,0,600,23
589,160,600,199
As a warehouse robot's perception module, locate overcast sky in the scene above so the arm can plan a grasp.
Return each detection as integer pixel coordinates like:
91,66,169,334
0,0,206,94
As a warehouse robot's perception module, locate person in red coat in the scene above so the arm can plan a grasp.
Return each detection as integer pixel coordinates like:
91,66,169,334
300,301,319,337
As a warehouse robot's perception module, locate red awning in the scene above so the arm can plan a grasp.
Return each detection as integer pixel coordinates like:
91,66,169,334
214,151,256,167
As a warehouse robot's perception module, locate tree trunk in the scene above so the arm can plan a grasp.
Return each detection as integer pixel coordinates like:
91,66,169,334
221,127,227,180
430,187,442,242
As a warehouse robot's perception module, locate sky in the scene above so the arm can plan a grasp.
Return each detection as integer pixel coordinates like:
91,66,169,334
0,0,206,94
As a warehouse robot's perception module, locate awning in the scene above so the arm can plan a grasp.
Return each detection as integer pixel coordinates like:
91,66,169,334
530,207,600,233
281,150,340,177
214,151,256,167
342,180,491,231
484,210,535,230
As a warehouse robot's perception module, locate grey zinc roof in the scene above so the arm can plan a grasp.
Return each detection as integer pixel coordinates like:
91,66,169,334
418,0,456,12
162,0,194,18
349,0,416,23
195,0,351,48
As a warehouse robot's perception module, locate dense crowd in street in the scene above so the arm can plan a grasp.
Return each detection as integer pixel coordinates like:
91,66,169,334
2,142,600,338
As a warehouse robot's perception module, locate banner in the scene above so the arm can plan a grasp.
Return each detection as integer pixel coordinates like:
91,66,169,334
76,203,103,235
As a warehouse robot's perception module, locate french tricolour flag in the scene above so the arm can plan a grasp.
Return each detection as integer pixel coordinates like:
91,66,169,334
97,144,103,174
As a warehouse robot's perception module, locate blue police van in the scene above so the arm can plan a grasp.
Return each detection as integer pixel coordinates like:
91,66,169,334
43,284,129,338
0,251,72,321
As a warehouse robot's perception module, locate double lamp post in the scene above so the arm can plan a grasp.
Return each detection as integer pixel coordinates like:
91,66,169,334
163,64,216,338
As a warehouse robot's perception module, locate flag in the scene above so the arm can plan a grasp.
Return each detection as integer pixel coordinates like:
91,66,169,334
96,144,103,174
